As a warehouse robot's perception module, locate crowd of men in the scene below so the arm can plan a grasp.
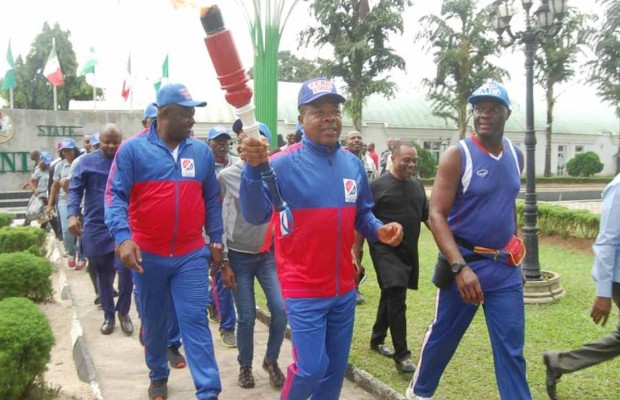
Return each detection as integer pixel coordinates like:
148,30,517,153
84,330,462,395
22,78,620,400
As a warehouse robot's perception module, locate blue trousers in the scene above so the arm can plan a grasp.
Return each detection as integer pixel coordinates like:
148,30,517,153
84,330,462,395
135,247,221,399
89,252,132,321
412,283,531,399
281,290,356,400
228,249,286,367
206,270,236,331
134,286,181,348
57,201,84,261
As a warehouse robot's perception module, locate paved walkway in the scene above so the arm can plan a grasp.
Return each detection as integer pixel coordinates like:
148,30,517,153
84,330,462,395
50,239,376,400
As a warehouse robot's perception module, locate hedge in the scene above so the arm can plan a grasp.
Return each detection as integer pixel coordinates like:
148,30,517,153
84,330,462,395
0,213,13,228
0,297,54,400
516,202,600,239
0,227,47,256
0,252,53,303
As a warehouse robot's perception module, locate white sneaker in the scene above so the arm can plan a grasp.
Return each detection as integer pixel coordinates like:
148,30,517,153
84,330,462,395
405,383,432,400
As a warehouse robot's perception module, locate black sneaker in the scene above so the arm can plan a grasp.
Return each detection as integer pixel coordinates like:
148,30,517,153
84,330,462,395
148,379,168,400
263,358,285,388
167,346,186,369
207,304,220,323
238,366,255,388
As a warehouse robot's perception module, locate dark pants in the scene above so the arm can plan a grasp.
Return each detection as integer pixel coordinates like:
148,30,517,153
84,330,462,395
89,252,132,321
370,286,410,362
547,282,620,373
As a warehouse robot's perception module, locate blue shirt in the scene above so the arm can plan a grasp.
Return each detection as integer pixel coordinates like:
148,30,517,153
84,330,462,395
592,173,620,298
67,150,115,257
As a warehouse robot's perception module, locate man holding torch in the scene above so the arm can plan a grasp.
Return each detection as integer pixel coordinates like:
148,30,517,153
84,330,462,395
240,77,404,400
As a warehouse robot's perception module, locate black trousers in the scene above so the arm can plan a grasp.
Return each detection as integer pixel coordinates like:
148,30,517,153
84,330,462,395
548,282,620,373
370,286,410,362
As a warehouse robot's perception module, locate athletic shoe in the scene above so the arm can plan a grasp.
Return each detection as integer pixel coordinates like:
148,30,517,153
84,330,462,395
405,380,432,400
67,255,76,268
220,329,237,348
207,304,220,323
238,366,255,388
148,379,168,400
75,259,87,271
166,346,186,369
262,358,285,388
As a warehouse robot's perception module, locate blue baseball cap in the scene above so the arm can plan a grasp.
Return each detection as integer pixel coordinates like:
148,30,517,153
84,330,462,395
230,120,272,142
59,138,78,150
257,122,272,142
90,132,100,147
40,152,53,165
143,104,157,121
208,125,231,141
468,81,511,111
154,83,207,108
298,77,346,108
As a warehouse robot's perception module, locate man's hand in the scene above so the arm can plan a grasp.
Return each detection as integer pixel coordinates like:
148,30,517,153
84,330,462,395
221,261,237,290
591,296,612,326
118,240,143,273
377,222,403,246
60,178,70,192
67,216,82,237
241,137,269,167
455,267,484,305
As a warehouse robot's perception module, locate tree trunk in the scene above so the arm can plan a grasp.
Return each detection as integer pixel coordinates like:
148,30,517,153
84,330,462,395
458,103,467,139
544,84,555,177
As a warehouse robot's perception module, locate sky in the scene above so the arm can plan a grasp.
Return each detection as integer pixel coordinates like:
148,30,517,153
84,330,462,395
0,0,612,118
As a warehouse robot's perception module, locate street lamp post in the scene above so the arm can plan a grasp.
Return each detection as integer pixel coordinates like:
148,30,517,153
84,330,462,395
492,0,566,281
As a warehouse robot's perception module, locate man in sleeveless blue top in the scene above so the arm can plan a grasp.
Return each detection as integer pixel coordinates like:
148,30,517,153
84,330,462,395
406,81,532,400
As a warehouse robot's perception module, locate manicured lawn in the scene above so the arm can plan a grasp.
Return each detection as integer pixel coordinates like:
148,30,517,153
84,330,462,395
257,228,620,399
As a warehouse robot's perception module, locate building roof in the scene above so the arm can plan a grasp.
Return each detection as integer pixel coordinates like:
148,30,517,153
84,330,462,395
71,81,618,136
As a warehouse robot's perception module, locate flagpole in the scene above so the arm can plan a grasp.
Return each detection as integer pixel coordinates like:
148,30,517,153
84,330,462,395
9,89,13,109
53,86,57,111
93,71,97,111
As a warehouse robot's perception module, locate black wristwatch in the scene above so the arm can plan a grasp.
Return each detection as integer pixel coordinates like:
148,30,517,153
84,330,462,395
451,261,467,274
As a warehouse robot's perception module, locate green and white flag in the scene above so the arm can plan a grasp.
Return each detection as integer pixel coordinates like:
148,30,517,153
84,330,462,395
79,46,97,76
2,40,16,90
153,54,169,93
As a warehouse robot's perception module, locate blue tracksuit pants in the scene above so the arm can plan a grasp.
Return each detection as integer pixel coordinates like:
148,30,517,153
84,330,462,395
89,252,132,321
135,247,221,399
411,282,531,399
281,290,356,400
206,270,236,331
134,286,182,348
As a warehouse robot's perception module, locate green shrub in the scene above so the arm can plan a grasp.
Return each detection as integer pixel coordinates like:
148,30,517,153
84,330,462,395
516,201,600,239
0,253,53,302
566,151,604,177
411,142,438,179
0,226,46,256
0,297,54,400
0,214,13,228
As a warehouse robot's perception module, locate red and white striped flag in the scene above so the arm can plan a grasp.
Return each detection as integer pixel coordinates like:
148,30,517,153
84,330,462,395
43,39,64,86
122,54,131,101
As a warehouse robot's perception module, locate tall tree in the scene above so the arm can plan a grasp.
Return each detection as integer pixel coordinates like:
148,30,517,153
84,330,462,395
535,8,593,177
300,0,411,132
248,51,328,82
419,0,507,139
0,22,97,110
588,0,620,173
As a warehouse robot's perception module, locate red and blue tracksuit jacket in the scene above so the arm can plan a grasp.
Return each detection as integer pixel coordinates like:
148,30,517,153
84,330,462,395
104,124,223,254
240,136,383,299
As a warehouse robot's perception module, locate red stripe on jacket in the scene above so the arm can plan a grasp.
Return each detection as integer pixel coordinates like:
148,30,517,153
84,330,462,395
274,206,357,298
129,180,207,256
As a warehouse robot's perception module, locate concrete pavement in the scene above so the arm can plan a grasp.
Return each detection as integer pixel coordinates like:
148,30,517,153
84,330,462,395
49,237,379,400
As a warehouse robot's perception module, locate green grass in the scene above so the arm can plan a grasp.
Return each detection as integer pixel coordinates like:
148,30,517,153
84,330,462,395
256,229,620,399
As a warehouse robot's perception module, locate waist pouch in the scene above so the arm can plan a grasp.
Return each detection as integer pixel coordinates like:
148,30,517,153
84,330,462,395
455,235,526,267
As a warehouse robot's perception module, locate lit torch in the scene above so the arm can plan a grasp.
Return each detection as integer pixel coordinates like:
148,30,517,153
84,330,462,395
200,5,293,235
